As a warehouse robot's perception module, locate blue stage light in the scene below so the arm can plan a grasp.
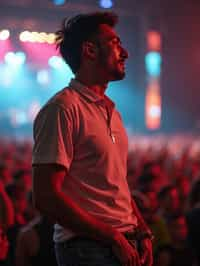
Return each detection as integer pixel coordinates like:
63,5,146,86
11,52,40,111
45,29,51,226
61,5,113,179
37,69,50,85
4,51,26,66
0,64,13,87
99,0,113,9
48,56,64,69
53,0,65,6
4,52,15,64
15,52,26,65
145,52,162,77
16,111,27,125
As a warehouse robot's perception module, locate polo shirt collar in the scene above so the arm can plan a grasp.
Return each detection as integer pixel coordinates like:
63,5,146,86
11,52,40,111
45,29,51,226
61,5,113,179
69,78,115,108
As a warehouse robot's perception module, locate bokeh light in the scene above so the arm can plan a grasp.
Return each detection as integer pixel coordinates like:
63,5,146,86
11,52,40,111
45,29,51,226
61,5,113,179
145,52,162,77
4,51,26,66
19,31,56,44
149,105,161,118
37,69,50,85
53,0,66,6
99,0,113,8
0,30,10,40
48,56,65,69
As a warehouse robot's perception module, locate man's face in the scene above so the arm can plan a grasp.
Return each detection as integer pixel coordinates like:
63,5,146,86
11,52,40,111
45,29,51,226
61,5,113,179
94,24,129,81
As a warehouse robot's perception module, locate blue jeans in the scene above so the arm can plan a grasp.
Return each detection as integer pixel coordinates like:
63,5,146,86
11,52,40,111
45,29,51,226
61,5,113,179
54,237,121,266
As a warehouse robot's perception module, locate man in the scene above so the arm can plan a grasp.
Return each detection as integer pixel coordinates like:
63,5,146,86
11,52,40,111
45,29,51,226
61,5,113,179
32,12,153,266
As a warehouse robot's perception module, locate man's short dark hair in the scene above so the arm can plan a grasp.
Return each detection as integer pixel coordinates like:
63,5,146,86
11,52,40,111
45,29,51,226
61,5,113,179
55,12,118,74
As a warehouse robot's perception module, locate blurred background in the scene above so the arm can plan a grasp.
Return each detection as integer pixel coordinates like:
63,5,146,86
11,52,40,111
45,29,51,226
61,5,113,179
1,0,200,138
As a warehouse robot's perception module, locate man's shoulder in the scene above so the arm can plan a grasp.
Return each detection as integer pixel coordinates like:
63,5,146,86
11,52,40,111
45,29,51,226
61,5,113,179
47,86,80,110
34,87,80,126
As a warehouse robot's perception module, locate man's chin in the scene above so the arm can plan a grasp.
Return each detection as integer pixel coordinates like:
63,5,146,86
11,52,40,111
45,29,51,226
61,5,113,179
110,71,126,81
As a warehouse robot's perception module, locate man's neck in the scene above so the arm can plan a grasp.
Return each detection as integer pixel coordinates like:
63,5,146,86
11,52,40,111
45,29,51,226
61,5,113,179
75,73,108,97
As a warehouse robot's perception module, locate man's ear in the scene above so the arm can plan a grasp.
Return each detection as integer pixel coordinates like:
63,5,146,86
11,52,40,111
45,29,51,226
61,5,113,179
82,41,97,60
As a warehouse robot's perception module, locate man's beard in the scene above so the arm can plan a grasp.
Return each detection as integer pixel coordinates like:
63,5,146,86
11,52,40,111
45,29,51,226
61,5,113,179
97,53,126,81
109,68,126,81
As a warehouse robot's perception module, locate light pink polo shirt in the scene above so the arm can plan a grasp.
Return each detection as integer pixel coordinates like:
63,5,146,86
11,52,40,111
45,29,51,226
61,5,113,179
32,79,138,242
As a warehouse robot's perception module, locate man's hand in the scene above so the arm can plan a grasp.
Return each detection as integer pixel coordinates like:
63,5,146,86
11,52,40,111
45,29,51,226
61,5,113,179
140,238,153,266
112,232,141,266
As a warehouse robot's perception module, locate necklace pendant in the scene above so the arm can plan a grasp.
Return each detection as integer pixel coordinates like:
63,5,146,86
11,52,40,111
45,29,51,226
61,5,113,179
111,134,115,143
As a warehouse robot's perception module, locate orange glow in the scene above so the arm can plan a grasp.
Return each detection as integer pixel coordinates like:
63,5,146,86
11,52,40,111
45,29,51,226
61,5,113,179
145,79,161,130
147,31,161,51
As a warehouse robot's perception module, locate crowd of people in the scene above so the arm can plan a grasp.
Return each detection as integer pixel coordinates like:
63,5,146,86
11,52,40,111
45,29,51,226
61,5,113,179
0,136,200,266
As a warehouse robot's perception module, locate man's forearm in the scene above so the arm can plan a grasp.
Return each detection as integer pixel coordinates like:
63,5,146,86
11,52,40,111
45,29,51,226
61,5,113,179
131,199,151,234
33,164,122,246
34,185,119,245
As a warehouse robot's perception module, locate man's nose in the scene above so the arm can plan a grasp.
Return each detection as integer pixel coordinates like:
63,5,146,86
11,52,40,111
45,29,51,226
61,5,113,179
121,46,129,59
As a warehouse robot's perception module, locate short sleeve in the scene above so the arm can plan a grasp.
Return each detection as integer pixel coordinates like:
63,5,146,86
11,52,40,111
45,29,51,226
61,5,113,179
32,103,75,170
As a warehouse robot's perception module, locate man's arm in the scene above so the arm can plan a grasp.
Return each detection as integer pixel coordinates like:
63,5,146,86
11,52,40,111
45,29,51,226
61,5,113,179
131,199,152,235
32,163,120,244
131,199,153,266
